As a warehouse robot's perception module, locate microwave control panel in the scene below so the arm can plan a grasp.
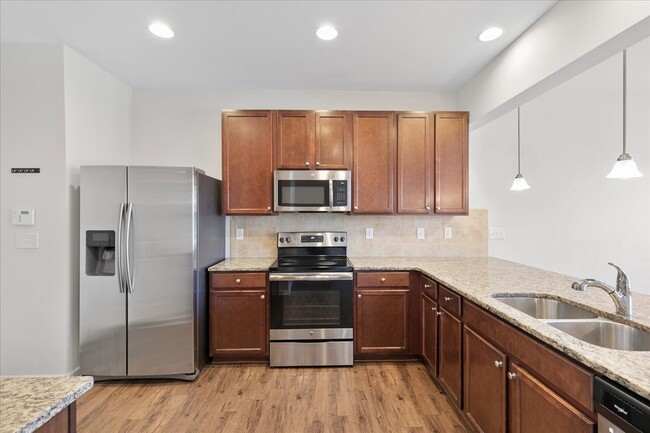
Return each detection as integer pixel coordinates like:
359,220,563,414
332,181,348,206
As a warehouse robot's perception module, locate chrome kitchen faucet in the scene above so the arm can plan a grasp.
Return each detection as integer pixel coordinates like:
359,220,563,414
572,262,633,317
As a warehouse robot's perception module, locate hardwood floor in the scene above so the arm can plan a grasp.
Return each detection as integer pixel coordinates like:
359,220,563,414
77,362,470,433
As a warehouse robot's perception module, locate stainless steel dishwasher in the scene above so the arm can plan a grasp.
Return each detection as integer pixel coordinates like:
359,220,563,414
594,377,650,433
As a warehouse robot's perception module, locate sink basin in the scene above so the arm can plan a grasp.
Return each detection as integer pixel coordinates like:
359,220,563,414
494,296,599,320
548,320,650,351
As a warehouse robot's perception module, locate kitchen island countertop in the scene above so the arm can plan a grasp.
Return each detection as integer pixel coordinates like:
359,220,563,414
210,256,650,399
0,376,93,433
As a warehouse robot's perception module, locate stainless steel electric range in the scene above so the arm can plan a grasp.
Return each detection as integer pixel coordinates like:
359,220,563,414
268,231,353,367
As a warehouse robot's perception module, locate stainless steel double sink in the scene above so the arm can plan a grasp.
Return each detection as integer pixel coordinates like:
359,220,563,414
493,295,650,351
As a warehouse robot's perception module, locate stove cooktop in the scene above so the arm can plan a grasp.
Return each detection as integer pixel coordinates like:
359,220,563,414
269,256,354,273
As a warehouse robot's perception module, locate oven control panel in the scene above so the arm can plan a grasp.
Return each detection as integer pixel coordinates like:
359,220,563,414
278,231,347,247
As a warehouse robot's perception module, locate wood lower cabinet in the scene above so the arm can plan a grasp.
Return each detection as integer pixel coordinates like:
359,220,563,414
222,110,274,214
36,402,76,433
209,272,268,358
438,303,463,405
355,287,409,355
353,112,396,214
434,112,468,215
463,327,507,433
509,363,595,433
421,293,438,373
397,112,432,214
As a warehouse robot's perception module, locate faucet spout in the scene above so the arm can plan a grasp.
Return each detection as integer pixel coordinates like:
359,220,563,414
571,263,633,317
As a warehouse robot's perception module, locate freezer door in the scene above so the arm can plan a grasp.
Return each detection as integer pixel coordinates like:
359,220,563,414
126,166,196,376
79,166,127,376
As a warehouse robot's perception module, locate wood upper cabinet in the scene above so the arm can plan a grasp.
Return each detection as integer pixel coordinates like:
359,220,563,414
353,112,396,213
209,272,268,357
464,326,507,433
434,112,468,215
397,112,432,214
438,304,463,406
422,293,438,373
508,362,595,433
222,110,274,214
276,110,352,170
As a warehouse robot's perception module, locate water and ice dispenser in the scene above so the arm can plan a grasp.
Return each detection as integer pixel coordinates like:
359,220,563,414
85,230,116,276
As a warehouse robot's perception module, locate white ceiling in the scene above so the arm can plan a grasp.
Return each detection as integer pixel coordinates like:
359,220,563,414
0,0,557,92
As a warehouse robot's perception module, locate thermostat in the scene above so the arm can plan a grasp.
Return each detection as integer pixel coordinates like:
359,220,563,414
12,209,35,226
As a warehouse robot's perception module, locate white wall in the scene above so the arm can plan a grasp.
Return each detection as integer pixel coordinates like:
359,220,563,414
0,44,132,376
458,1,650,130
470,37,650,294
132,89,457,179
1,44,69,375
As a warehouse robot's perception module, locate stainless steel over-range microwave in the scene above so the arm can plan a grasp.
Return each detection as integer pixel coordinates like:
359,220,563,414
274,170,351,212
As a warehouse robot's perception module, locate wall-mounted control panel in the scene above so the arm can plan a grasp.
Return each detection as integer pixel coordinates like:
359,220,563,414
12,209,35,225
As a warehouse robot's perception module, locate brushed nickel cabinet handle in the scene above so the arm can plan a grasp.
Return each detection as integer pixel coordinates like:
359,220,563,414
354,206,359,210
358,294,362,299
381,277,386,283
494,360,503,368
436,311,442,317
507,372,517,380
426,206,431,211
267,206,272,211
305,162,310,167
315,161,320,166
235,278,241,284
444,297,452,302
260,294,265,300
424,284,432,288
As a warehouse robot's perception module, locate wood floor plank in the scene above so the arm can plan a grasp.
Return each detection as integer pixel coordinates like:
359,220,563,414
77,362,470,433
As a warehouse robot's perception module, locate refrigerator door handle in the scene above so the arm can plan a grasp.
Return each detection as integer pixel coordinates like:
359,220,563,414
125,202,135,293
117,203,126,293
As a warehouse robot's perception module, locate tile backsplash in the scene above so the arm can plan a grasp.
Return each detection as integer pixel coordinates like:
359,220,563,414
229,209,487,258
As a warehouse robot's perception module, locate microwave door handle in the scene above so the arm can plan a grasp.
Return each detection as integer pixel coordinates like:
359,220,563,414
329,180,334,208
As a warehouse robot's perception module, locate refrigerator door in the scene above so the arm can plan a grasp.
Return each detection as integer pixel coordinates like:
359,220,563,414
126,166,196,376
80,166,127,376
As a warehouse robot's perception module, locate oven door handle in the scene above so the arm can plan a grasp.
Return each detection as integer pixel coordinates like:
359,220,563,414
269,272,353,281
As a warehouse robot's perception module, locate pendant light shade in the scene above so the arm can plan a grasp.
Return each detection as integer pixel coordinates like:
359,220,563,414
510,107,531,191
607,50,644,179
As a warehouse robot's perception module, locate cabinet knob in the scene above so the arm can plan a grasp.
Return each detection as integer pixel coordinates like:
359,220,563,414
436,311,442,317
381,277,386,283
305,161,310,167
431,306,435,312
235,278,241,284
315,161,320,167
507,372,517,381
444,297,452,302
267,206,272,211
426,206,431,211
424,284,432,288
494,360,503,368
260,294,265,300
354,206,359,210
358,294,362,299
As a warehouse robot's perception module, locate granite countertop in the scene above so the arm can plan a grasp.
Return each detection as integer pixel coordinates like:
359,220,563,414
0,376,93,433
210,256,650,399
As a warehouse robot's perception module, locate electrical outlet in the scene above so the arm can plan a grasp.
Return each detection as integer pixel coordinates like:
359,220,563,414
444,227,453,239
417,228,425,240
16,232,38,249
489,227,506,240
365,227,373,240
236,228,244,240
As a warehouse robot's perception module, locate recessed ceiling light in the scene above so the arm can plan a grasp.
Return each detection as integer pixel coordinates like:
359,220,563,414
478,27,503,42
316,25,338,41
149,22,174,39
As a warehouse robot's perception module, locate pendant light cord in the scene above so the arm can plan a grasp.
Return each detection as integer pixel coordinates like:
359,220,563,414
623,49,627,155
517,106,521,174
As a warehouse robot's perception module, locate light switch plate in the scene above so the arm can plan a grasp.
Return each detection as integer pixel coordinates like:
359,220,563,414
16,232,38,249
235,228,244,240
444,227,453,239
489,227,506,240
417,228,425,239
12,209,35,225
365,227,373,239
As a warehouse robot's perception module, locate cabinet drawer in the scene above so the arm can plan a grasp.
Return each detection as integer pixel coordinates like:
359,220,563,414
211,272,267,289
439,285,461,317
421,275,438,300
463,300,593,414
356,272,410,287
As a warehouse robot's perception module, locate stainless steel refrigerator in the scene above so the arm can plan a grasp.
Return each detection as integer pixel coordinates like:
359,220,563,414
79,166,224,380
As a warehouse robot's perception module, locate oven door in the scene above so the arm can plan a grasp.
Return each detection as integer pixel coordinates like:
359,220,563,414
269,273,353,331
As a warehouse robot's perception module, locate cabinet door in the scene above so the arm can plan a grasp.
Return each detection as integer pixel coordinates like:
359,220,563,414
463,327,507,433
397,112,432,214
315,111,352,170
434,112,468,215
222,110,274,214
422,294,438,373
355,288,409,354
276,110,315,169
439,307,463,406
508,362,594,433
353,112,396,213
210,289,268,356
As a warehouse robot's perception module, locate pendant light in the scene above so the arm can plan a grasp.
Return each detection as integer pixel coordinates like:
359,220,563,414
607,49,644,179
510,107,531,191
